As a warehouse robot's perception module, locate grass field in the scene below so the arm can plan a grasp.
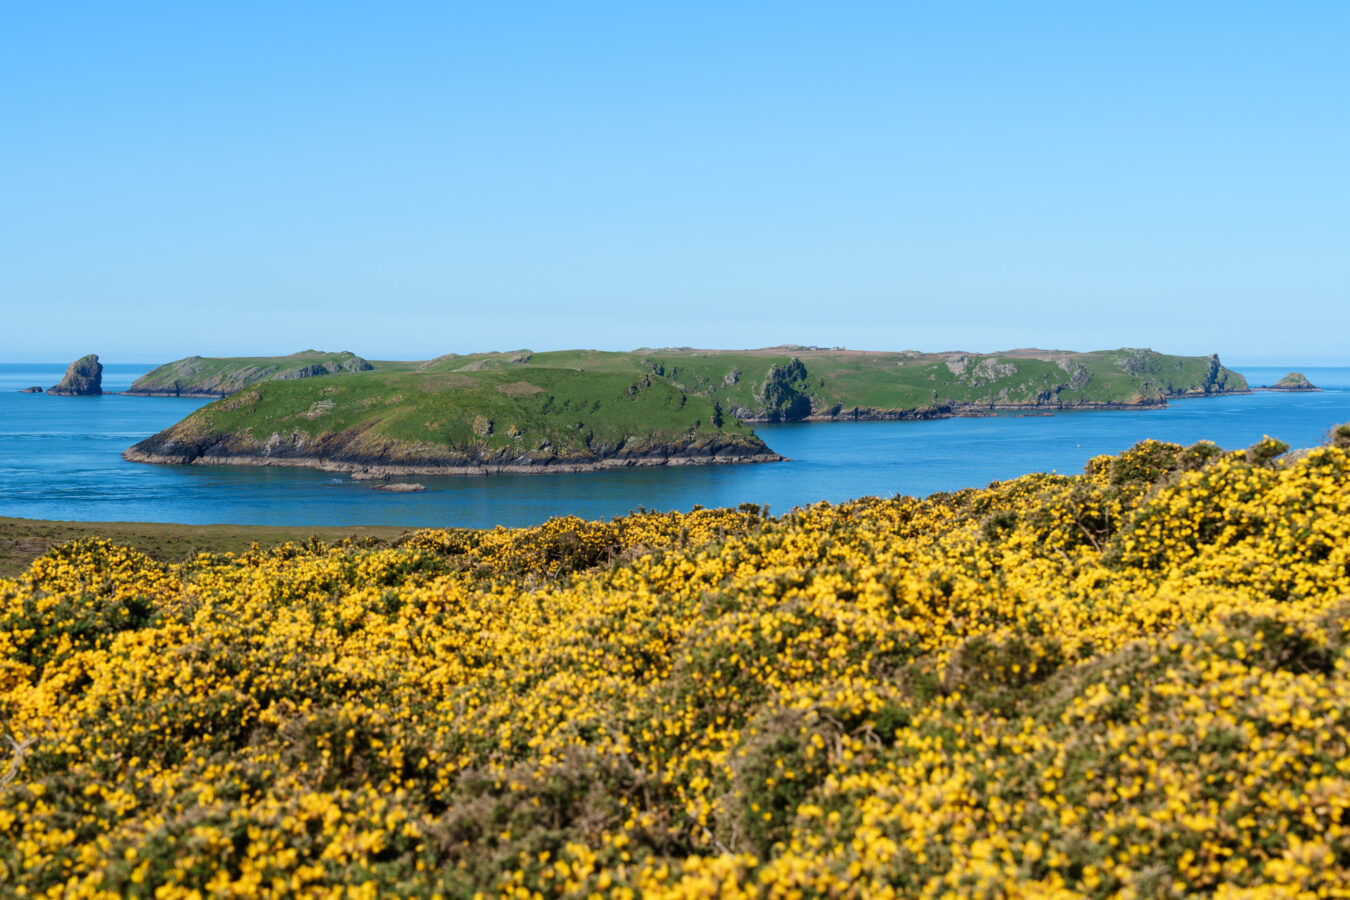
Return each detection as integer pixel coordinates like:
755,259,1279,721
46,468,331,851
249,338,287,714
128,364,772,469
130,346,1248,417
124,346,1246,473
421,346,1248,417
127,351,377,395
0,517,408,579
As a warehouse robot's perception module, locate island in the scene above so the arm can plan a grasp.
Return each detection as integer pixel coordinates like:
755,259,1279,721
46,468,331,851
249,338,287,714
1259,372,1320,391
124,346,1248,476
47,354,103,395
126,350,374,397
124,367,782,475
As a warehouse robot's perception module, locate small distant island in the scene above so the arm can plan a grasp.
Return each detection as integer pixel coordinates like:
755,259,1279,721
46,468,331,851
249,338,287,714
124,346,1251,476
1259,372,1321,392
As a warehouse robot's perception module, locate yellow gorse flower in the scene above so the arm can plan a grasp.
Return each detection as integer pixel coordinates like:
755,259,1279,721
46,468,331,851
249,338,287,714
2,439,1349,897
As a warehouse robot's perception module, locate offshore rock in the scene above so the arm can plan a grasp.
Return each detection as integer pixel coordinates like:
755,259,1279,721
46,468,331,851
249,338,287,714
1263,372,1320,391
19,386,43,393
48,354,103,395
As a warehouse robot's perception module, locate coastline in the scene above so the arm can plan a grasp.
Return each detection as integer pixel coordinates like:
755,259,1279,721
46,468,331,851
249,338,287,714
122,447,786,477
119,389,1252,476
741,390,1249,423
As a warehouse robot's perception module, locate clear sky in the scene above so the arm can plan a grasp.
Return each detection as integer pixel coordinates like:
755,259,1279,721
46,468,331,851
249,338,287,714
3,2,1347,364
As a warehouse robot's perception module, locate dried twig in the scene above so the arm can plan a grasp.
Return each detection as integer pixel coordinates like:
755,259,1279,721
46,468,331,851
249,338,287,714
1,733,37,790
698,822,734,855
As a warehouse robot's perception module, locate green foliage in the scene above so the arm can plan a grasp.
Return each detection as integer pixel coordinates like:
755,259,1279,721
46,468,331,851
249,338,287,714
135,347,1248,425
1246,436,1291,466
129,350,377,395
140,366,768,466
2,540,168,671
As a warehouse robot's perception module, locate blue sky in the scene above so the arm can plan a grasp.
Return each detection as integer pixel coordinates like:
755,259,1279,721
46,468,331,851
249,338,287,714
3,2,1347,364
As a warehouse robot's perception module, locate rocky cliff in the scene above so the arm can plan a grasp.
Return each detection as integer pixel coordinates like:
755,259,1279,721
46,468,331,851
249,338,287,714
47,354,103,396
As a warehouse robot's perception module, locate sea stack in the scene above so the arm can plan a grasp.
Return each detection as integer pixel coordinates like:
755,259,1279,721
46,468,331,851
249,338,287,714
1264,372,1320,392
48,354,104,395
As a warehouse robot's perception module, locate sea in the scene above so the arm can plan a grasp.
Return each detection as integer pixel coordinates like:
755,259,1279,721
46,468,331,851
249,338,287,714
2,363,1348,528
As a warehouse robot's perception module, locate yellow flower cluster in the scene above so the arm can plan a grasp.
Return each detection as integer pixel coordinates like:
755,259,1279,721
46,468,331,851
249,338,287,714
3,439,1350,898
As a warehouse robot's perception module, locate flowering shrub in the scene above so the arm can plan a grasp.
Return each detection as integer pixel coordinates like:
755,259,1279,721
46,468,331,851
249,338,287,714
2,437,1349,897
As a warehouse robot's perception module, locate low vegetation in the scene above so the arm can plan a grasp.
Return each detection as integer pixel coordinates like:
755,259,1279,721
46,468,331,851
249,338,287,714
470,346,1246,420
124,346,1248,474
4,426,1349,896
0,519,407,581
127,351,375,397
127,367,774,471
133,346,1249,418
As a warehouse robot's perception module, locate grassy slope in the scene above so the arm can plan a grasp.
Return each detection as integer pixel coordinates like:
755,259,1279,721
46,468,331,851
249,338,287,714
131,346,1246,413
134,366,768,466
423,346,1248,416
128,350,376,395
0,518,407,579
125,347,1246,469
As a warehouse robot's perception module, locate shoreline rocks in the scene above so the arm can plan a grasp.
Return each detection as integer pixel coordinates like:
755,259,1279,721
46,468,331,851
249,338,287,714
19,386,43,393
123,445,786,477
48,354,103,395
371,482,427,493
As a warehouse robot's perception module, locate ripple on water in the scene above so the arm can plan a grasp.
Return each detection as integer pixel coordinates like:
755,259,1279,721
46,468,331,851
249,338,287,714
1,363,1348,527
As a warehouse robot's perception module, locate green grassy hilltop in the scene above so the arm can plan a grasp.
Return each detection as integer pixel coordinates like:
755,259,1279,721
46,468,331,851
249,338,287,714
452,346,1245,420
127,350,377,396
126,365,777,473
124,346,1247,475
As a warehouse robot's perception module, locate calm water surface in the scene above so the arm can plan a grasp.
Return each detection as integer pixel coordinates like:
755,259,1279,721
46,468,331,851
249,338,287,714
2,363,1348,527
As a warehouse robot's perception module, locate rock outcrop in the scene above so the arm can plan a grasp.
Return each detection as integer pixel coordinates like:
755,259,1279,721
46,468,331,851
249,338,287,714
1263,372,1320,391
754,358,813,422
19,386,43,393
48,354,103,395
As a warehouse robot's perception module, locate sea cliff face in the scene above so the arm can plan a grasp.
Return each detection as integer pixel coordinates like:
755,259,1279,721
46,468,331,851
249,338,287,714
47,354,103,396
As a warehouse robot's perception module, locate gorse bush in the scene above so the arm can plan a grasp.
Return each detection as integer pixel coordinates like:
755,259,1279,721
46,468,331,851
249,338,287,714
2,434,1350,897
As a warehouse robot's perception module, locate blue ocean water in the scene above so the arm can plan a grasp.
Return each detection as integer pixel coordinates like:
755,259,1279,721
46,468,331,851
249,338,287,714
1,363,1348,528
